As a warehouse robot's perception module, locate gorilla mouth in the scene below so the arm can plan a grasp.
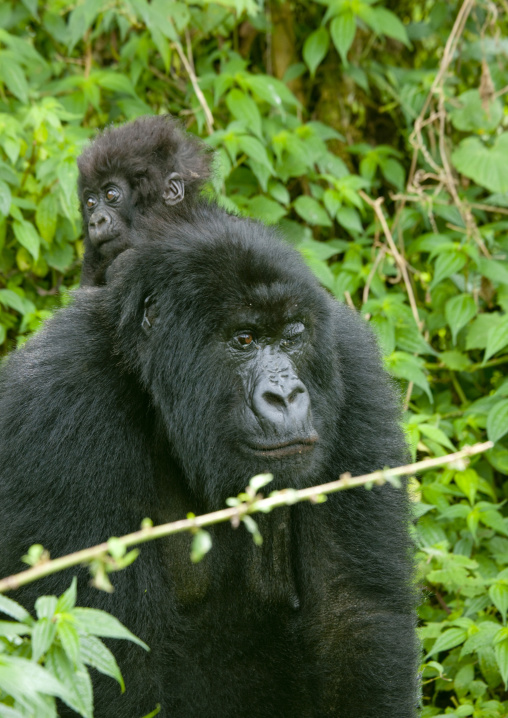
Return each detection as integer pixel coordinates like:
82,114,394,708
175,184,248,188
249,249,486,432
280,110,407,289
247,437,318,458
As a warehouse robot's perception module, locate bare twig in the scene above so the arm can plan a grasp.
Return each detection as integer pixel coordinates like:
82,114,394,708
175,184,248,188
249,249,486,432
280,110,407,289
173,42,214,135
359,190,422,329
0,442,493,594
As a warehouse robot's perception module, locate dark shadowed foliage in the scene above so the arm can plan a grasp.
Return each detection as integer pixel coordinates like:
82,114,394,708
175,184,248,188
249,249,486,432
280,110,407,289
0,203,418,717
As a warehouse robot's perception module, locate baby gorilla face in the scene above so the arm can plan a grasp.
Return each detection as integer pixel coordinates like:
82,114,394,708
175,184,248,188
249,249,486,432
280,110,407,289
82,177,133,256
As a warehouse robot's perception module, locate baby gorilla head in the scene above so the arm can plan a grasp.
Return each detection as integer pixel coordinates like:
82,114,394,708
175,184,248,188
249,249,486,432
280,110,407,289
77,115,213,286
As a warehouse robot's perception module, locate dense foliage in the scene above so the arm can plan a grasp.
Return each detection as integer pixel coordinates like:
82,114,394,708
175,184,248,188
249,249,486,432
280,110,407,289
0,0,507,715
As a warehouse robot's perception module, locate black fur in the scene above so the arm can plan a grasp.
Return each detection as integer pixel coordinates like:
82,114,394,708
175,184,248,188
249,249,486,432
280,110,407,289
77,115,213,286
0,204,418,717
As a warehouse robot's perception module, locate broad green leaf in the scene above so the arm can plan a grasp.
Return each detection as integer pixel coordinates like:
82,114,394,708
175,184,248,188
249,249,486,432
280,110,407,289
35,193,58,243
490,583,508,624
484,315,508,362
94,71,138,97
494,636,508,688
450,89,503,133
244,75,299,108
445,294,477,345
427,627,468,657
452,134,508,194
13,219,40,260
67,0,104,51
79,634,124,690
0,289,36,315
237,136,273,171
293,196,331,226
0,54,29,103
0,655,69,701
430,252,467,287
0,594,32,623
438,350,472,371
384,351,432,401
336,206,362,233
58,619,81,667
330,11,356,66
303,27,330,77
32,617,57,662
479,509,508,536
46,646,93,718
56,578,77,614
455,469,479,505
226,89,263,138
466,313,503,350
46,244,74,273
0,179,11,216
487,399,508,444
191,529,213,563
362,6,410,46
246,196,286,224
73,608,149,650
418,424,455,452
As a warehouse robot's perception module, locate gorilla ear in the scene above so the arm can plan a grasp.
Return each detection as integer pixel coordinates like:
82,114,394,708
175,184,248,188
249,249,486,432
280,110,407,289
162,172,185,206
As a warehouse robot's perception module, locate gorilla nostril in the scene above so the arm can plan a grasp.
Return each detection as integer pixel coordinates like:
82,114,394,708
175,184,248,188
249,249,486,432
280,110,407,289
288,386,305,404
262,391,287,410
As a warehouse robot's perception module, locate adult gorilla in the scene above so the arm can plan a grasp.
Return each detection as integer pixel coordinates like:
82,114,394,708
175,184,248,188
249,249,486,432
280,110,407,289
0,204,418,717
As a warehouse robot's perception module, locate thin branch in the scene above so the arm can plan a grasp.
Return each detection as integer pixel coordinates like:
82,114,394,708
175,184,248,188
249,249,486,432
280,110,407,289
0,442,493,594
173,43,214,135
359,190,422,329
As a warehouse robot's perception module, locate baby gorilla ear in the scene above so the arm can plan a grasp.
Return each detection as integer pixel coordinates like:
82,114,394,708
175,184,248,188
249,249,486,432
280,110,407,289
162,172,185,206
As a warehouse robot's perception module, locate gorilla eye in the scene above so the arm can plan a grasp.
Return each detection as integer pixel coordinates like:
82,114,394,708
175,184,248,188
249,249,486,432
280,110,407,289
106,188,120,202
86,196,96,209
235,332,255,347
281,322,305,348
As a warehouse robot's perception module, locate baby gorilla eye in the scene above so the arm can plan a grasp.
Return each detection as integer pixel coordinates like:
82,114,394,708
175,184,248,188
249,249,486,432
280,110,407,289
106,187,120,202
86,196,96,209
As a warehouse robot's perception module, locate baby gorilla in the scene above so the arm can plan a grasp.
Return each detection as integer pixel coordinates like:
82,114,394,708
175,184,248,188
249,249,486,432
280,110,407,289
77,114,213,286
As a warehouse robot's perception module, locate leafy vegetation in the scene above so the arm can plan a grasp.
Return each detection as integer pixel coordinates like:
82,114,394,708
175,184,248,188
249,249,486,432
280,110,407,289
0,0,507,715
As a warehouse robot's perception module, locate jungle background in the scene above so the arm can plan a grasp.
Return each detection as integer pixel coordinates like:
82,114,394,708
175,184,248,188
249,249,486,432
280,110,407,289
0,0,508,716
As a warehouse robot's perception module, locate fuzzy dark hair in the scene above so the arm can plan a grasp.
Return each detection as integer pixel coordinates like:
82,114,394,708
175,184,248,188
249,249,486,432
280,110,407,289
77,115,213,208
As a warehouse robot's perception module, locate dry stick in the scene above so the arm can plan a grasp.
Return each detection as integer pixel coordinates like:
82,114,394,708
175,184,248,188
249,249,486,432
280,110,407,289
0,442,493,594
359,190,422,329
173,42,214,135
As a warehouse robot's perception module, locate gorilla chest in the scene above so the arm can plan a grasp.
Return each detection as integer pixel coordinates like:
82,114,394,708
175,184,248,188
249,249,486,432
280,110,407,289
161,508,300,611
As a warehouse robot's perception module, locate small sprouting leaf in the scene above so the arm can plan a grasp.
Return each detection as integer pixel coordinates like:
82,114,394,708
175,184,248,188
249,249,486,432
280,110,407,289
445,294,477,345
249,473,274,492
330,11,356,66
190,529,213,564
35,596,57,621
487,398,508,444
454,469,479,505
108,537,127,559
242,515,263,546
56,578,78,614
58,619,81,667
303,27,330,77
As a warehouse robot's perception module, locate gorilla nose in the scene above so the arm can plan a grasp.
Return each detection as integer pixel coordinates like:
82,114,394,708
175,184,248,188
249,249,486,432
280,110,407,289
89,210,111,229
253,373,311,429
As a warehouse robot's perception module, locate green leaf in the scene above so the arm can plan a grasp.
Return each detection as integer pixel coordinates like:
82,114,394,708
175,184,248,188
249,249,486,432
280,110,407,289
94,71,138,97
0,655,69,702
79,634,124,690
73,608,149,650
249,473,274,491
0,594,32,623
466,313,503,350
431,252,467,287
46,243,74,273
427,627,468,657
67,0,103,51
32,617,58,662
293,196,331,226
13,219,40,260
487,399,508,444
438,350,472,371
0,289,36,315
452,134,508,194
418,424,455,452
56,578,78,614
384,351,432,401
484,315,508,362
35,596,57,620
494,636,508,688
0,179,11,216
445,294,477,345
58,619,82,667
303,27,330,77
480,509,508,536
490,583,508,624
0,54,29,103
330,11,356,66
190,529,213,563
237,136,273,172
363,6,410,46
336,206,362,233
450,89,503,132
455,469,479,505
245,196,286,224
226,89,263,138
35,193,58,244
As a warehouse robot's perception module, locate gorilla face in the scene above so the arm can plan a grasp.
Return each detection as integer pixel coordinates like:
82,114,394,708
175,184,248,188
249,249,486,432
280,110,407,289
120,212,342,505
81,177,134,256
